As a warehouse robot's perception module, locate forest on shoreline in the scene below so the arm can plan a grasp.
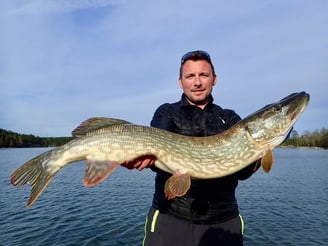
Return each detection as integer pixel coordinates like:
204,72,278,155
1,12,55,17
0,128,327,149
281,128,328,149
0,129,72,147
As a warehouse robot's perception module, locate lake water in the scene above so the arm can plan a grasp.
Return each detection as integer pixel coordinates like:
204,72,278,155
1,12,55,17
1,148,327,245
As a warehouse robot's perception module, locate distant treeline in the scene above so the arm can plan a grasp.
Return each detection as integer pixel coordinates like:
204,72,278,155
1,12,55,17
1,128,327,149
0,129,72,148
281,128,328,149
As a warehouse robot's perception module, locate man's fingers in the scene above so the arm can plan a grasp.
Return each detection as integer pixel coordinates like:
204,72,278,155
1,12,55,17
135,160,142,168
121,156,156,171
137,160,148,171
137,159,155,171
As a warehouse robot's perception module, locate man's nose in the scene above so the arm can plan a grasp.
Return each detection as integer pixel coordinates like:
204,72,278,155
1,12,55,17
194,75,202,85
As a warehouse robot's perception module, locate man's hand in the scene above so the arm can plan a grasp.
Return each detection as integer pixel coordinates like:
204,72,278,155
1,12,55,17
121,155,156,171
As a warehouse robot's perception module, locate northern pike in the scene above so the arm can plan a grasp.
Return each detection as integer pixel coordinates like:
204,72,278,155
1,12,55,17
11,91,309,207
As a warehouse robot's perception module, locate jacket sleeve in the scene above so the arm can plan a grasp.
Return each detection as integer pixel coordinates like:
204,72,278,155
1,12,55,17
223,109,242,126
150,103,175,131
235,161,261,180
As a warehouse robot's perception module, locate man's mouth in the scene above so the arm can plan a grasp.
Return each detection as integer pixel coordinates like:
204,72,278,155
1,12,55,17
192,89,205,94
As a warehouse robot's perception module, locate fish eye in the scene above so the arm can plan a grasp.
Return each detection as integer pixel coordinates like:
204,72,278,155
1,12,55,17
273,105,282,112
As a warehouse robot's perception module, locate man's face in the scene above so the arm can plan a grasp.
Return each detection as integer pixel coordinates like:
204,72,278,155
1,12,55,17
179,60,217,108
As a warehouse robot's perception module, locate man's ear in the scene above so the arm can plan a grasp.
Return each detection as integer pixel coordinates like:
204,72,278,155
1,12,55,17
212,75,218,86
178,78,183,88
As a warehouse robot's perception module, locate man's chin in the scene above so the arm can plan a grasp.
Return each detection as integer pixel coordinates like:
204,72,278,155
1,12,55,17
190,98,209,107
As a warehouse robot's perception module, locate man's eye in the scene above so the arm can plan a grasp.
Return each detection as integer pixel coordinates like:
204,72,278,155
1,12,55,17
185,74,194,79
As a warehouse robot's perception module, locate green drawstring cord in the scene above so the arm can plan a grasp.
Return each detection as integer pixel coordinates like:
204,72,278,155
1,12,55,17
142,210,160,246
239,214,245,235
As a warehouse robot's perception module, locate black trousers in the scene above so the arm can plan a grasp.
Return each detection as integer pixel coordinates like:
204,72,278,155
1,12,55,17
143,207,244,246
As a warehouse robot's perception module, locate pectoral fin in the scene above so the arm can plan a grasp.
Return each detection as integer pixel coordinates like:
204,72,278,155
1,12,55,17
164,173,191,200
84,157,120,187
261,149,274,173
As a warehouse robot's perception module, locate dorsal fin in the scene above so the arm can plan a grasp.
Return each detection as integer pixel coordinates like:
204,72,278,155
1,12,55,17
72,117,131,137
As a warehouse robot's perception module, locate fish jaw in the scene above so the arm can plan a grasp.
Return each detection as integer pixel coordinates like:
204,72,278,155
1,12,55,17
244,91,310,148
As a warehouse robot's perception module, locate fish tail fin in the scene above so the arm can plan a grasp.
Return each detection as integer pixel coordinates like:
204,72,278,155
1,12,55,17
83,158,121,187
11,150,59,207
164,173,191,200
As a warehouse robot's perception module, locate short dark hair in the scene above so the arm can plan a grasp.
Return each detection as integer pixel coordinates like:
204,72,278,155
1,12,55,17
179,50,216,78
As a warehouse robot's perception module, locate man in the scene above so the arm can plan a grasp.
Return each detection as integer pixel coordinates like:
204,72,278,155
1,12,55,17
123,50,259,245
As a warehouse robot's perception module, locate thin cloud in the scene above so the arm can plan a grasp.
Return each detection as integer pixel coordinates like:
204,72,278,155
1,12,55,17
1,0,327,136
0,0,125,16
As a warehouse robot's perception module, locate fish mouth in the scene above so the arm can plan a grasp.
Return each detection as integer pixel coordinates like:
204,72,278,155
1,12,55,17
279,92,310,139
286,92,310,122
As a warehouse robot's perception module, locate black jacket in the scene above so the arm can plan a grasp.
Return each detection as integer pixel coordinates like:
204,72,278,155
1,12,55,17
150,94,258,223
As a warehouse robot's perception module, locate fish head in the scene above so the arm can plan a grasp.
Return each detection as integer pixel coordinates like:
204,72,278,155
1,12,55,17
244,91,310,147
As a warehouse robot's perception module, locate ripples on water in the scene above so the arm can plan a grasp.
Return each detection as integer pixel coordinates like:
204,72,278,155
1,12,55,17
1,148,327,245
1,148,153,246
238,148,328,245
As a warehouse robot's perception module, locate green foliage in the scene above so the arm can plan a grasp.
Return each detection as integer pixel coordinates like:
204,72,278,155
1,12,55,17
0,129,72,148
282,128,328,149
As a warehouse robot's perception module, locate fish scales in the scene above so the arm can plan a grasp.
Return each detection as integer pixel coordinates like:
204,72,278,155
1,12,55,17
10,92,310,206
46,123,263,177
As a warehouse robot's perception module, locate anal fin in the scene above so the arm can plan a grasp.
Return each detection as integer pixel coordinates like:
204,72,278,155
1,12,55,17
164,173,191,200
84,157,120,187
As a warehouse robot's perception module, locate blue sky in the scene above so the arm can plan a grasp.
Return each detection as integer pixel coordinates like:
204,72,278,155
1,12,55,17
1,0,327,137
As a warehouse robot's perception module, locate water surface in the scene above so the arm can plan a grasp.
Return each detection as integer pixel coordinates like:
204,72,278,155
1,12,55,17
1,148,327,245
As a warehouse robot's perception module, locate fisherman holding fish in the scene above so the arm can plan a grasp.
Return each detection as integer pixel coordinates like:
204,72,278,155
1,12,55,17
123,50,261,246
11,49,308,245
